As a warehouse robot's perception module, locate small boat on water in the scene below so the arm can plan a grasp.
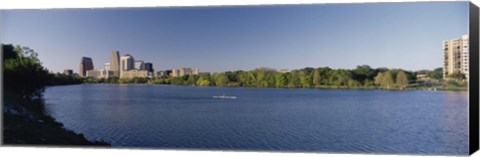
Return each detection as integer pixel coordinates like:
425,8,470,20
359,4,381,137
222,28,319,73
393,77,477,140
213,94,237,99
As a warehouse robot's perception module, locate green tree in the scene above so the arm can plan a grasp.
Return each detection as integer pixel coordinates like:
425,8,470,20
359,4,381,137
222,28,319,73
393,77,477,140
274,73,287,88
254,69,268,87
312,69,322,87
225,71,238,83
382,71,395,89
327,69,352,86
3,44,52,99
299,71,312,88
246,71,256,87
363,79,374,87
347,80,361,87
186,75,197,85
3,44,18,60
49,73,83,85
236,71,248,86
170,77,186,85
213,73,229,86
287,71,300,88
317,67,331,85
374,72,384,86
447,70,466,81
353,65,375,83
196,78,211,86
265,71,276,87
431,68,443,80
395,71,409,89
196,74,212,86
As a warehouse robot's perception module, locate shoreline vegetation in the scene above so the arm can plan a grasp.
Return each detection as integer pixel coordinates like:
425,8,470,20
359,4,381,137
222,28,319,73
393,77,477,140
3,44,110,146
2,43,468,145
79,71,467,92
80,66,467,92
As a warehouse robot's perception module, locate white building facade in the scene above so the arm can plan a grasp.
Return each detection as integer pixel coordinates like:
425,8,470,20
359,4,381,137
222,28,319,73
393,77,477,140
443,35,469,80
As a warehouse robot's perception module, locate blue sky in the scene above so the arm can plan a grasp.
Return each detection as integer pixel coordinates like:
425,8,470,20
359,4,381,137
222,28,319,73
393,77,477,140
1,2,469,73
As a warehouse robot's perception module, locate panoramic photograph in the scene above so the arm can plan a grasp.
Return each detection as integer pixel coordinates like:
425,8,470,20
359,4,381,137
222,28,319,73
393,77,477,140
1,1,472,155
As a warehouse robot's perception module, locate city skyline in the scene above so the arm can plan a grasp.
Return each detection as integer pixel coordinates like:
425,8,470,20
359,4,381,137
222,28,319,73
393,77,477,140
1,2,469,73
78,51,200,79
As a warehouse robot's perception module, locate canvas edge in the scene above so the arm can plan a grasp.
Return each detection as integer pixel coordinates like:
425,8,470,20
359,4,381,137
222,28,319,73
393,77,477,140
469,1,479,155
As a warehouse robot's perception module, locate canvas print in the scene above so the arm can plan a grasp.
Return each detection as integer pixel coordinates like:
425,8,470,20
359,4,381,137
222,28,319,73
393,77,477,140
1,1,477,155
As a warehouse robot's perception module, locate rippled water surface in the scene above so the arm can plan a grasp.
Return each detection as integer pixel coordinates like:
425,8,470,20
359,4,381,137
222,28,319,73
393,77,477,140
44,84,468,155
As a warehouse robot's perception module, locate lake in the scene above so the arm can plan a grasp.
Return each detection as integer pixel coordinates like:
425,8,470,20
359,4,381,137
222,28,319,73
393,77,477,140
44,84,469,155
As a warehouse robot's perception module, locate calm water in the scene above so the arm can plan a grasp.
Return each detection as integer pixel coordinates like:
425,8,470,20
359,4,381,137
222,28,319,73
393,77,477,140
44,84,469,155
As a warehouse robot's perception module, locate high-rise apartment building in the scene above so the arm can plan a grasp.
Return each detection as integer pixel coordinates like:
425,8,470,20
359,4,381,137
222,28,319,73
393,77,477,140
110,51,121,77
79,57,94,77
443,35,469,79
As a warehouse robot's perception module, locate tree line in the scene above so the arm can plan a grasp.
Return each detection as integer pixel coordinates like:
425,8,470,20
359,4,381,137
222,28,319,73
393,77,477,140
153,66,415,90
90,63,470,91
86,65,450,90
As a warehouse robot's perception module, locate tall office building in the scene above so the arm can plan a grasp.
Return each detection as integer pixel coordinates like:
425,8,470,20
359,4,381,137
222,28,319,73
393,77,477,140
79,57,94,77
110,51,120,77
144,62,153,73
120,54,135,78
135,60,145,70
443,35,469,79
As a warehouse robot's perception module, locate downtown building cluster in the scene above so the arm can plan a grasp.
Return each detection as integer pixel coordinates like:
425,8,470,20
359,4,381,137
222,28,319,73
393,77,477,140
77,51,199,79
443,35,469,80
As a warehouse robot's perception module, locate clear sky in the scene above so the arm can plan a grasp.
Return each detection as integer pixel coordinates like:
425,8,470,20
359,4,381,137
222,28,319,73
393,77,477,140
1,2,469,73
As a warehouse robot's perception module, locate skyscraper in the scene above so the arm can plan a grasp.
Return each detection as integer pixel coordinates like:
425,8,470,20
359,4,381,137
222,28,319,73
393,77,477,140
135,60,145,70
144,62,153,73
79,57,94,77
443,35,469,79
120,54,134,78
110,51,120,77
